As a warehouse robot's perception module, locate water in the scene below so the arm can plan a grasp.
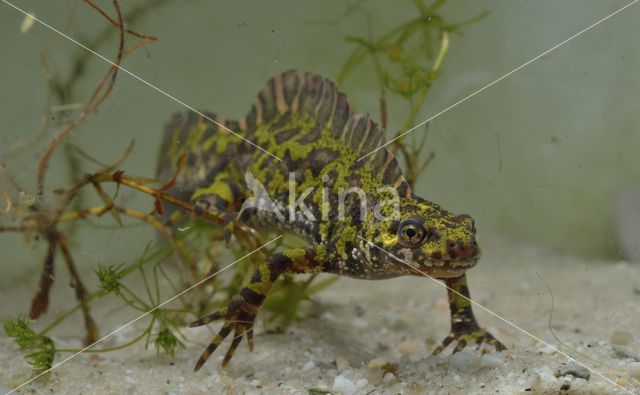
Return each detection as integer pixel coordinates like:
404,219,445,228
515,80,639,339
0,1,639,393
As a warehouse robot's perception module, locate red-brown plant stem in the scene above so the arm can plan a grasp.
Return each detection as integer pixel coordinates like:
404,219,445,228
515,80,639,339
58,235,99,344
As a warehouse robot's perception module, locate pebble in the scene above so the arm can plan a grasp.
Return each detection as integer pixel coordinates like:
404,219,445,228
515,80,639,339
448,352,480,371
480,354,504,369
405,381,426,395
613,345,640,361
383,372,396,384
397,339,420,356
332,375,356,395
554,362,590,380
536,366,558,384
364,367,384,386
336,356,350,371
302,361,315,372
610,330,633,346
627,362,640,380
559,379,571,391
218,375,235,387
368,358,387,369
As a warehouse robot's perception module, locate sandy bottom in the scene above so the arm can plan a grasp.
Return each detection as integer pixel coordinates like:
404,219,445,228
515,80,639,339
1,236,639,394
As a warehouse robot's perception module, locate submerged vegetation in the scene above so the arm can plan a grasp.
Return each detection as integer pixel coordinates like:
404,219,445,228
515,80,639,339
4,316,55,375
338,0,487,185
0,0,476,377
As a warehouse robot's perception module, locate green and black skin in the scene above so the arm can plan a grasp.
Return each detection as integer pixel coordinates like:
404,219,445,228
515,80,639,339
157,70,505,371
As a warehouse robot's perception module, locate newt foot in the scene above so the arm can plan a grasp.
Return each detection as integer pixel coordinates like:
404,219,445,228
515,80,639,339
433,328,506,355
189,294,256,371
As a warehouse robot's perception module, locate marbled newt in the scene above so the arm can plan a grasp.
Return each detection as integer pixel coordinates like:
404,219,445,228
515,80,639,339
157,70,505,371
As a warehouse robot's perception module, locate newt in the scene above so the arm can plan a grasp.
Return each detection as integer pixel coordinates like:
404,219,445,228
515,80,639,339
157,70,505,371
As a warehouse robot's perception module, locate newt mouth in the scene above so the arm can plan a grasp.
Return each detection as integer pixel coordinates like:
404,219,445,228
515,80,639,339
419,257,479,278
421,266,472,279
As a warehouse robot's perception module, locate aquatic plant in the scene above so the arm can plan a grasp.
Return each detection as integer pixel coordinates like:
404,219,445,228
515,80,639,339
338,0,487,184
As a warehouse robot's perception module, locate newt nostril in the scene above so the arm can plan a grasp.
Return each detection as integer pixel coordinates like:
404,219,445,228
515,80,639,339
445,239,480,261
446,241,458,259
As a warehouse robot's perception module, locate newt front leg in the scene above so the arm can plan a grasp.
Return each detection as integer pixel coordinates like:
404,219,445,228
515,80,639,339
433,274,506,354
189,247,325,370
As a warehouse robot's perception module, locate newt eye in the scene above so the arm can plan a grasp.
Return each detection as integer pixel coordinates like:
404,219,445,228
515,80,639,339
398,218,425,247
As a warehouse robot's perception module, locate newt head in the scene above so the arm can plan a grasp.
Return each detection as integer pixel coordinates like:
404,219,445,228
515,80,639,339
371,196,480,279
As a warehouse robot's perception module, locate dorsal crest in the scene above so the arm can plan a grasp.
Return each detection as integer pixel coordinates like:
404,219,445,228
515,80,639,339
245,70,411,196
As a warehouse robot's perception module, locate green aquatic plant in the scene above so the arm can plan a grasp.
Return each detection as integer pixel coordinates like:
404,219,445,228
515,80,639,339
338,0,487,185
4,315,56,375
95,263,126,297
154,327,183,357
264,274,339,328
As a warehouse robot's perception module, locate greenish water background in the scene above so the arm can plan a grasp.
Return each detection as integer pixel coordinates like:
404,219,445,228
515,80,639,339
1,0,638,286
